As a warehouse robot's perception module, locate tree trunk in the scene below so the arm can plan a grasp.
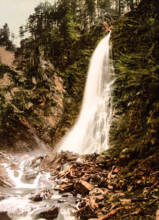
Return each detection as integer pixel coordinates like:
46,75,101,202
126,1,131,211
119,0,121,15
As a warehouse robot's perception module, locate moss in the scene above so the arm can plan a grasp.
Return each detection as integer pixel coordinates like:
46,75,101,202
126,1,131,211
110,0,159,159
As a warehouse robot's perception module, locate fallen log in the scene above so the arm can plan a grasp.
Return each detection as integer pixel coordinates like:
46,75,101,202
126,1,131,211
97,207,121,220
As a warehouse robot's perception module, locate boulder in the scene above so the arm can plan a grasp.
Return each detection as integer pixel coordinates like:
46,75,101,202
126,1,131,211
0,212,11,220
75,180,94,194
59,182,74,192
33,206,59,219
29,189,52,202
21,170,38,184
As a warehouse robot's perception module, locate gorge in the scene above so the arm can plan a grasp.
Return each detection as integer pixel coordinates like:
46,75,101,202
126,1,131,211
0,0,159,219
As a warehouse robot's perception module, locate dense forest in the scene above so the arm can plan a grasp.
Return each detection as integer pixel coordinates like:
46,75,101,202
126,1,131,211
0,0,159,219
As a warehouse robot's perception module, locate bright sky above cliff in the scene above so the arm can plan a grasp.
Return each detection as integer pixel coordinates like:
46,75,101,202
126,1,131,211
0,0,55,45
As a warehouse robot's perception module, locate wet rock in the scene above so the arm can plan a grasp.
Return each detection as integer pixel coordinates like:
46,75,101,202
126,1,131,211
75,180,94,194
31,155,44,168
60,163,69,171
0,212,11,220
33,206,59,219
29,189,52,202
62,192,73,197
57,199,66,203
10,163,20,170
0,193,11,201
0,151,13,163
0,165,15,187
21,171,38,184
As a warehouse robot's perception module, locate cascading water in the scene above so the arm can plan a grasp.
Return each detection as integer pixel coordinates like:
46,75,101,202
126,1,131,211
0,154,79,220
56,33,114,155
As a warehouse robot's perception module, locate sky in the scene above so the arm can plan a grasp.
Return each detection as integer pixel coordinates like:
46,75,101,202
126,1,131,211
0,0,55,45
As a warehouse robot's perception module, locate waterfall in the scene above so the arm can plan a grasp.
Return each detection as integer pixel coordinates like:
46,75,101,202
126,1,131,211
56,33,114,155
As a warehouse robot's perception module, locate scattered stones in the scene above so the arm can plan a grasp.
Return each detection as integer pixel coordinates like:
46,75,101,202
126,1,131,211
40,152,78,174
0,151,158,220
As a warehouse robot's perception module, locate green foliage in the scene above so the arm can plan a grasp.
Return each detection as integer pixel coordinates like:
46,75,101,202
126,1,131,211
60,9,79,42
0,23,15,51
110,0,159,158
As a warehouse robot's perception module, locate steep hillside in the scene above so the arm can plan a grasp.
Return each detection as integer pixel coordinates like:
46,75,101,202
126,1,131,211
0,28,106,152
110,0,159,159
0,61,64,152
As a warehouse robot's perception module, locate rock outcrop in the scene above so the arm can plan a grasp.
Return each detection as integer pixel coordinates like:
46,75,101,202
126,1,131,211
0,59,64,152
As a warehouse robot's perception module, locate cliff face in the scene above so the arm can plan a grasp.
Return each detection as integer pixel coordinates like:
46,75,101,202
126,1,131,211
0,56,64,152
0,22,105,152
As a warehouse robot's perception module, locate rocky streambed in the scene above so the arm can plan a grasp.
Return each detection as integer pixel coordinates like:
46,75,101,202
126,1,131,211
0,150,159,219
0,151,79,220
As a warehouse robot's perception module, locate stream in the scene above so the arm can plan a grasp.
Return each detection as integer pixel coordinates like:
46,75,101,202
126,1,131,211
0,153,80,220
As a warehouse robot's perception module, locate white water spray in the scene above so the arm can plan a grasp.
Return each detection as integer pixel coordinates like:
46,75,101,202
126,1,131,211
56,33,114,155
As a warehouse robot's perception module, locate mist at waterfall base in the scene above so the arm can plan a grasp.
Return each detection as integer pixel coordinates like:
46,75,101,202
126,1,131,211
0,153,79,220
56,33,114,155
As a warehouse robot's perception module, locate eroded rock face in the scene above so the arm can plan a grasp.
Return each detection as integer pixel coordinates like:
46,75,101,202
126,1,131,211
0,57,64,153
0,165,14,188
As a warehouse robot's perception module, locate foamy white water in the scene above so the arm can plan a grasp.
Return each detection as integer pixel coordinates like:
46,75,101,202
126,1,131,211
2,157,51,189
56,33,114,154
